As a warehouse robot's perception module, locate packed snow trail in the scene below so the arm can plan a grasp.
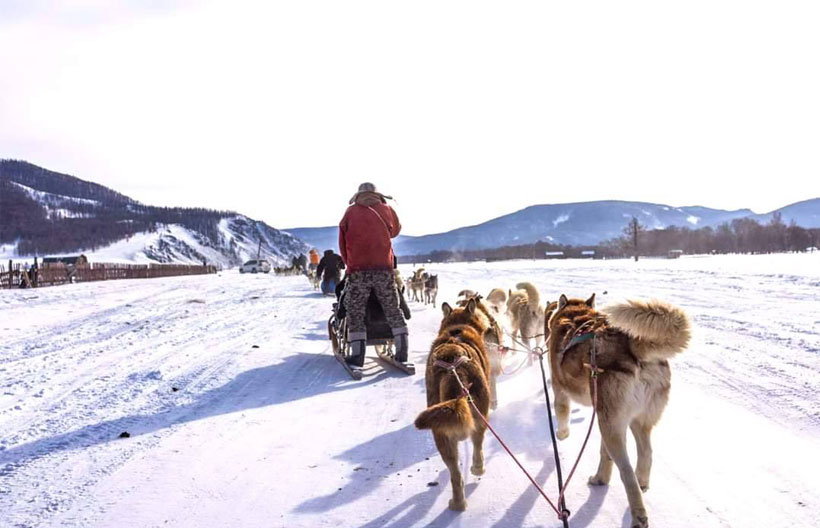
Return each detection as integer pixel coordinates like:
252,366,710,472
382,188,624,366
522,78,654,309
1,254,819,527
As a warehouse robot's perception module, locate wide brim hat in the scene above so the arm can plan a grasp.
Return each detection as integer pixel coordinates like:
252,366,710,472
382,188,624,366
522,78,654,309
349,182,392,204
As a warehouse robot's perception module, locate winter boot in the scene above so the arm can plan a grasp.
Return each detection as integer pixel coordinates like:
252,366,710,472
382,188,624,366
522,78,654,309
394,332,409,363
399,291,411,320
346,340,366,367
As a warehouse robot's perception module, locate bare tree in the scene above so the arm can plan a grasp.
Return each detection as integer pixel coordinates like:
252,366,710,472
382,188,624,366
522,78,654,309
623,216,644,261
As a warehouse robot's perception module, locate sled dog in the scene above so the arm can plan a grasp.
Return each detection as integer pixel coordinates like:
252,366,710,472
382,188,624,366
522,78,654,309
546,294,690,528
308,269,320,290
507,282,546,352
457,289,476,299
409,268,427,302
415,298,492,511
485,288,507,318
424,274,439,306
456,291,504,409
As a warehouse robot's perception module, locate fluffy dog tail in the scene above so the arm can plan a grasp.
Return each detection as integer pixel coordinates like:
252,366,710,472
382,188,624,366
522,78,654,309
515,282,541,310
605,299,691,361
486,288,506,304
414,397,475,436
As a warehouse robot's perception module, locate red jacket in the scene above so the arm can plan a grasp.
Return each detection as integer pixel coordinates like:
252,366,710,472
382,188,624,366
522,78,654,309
339,199,401,272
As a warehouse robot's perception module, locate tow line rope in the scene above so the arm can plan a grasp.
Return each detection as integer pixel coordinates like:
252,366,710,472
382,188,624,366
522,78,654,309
435,356,566,519
438,328,601,525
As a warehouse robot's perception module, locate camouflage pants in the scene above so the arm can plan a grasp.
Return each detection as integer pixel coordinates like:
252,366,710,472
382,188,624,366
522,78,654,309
344,270,407,342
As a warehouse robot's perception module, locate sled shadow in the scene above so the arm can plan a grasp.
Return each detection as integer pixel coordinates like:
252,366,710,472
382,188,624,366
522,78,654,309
0,352,394,474
294,423,439,515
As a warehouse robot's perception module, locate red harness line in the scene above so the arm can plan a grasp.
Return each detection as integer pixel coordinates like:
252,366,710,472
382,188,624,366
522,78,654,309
436,342,601,523
435,355,564,518
555,350,599,512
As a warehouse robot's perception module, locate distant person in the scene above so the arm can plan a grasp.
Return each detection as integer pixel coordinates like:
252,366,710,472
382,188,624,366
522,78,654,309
316,249,345,295
308,248,320,272
338,182,407,367
297,253,308,272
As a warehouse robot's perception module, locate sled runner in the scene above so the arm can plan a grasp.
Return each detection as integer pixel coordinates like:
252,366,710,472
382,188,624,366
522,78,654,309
375,344,415,375
328,280,413,379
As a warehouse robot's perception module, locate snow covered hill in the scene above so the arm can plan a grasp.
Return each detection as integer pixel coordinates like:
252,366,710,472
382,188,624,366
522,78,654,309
754,197,820,228
80,216,310,267
0,160,309,267
1,253,818,528
288,198,820,255
394,200,756,252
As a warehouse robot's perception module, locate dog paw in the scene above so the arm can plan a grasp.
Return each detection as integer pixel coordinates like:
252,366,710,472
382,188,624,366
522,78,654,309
636,473,650,492
448,499,467,511
470,465,485,476
587,475,609,486
557,427,569,440
631,515,649,528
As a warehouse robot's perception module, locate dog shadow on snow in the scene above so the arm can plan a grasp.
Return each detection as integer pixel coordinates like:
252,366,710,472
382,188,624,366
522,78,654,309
484,396,606,528
294,389,606,528
0,351,402,474
294,424,482,528
294,422,439,515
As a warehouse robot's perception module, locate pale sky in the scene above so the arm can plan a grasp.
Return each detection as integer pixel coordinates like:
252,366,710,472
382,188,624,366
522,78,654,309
1,1,819,236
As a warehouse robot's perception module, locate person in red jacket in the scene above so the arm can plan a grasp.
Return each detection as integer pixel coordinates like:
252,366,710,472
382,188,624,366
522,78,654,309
339,182,408,367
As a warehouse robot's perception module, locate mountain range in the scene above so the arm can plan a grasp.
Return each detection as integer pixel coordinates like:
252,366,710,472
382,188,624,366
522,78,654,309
286,198,820,256
0,160,308,266
4,159,818,264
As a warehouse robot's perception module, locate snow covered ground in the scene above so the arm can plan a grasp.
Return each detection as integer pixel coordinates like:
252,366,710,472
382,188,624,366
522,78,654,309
1,254,819,528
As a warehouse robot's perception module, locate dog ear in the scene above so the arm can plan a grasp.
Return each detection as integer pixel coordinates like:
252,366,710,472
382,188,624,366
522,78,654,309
558,294,568,311
442,303,452,317
586,293,596,308
466,298,476,314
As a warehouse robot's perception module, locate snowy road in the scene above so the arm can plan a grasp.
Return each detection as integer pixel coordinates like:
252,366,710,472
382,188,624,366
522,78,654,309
2,254,819,527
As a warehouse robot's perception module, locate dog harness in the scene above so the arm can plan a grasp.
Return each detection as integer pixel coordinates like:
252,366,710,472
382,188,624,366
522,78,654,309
433,355,473,397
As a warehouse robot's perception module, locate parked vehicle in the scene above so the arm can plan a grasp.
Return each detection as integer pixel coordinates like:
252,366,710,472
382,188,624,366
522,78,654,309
239,259,271,274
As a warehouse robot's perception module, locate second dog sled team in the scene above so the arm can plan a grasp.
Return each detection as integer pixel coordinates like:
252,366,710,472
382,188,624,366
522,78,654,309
312,182,690,528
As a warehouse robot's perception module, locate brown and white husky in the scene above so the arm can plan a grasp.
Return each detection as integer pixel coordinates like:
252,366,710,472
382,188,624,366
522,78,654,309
546,294,691,528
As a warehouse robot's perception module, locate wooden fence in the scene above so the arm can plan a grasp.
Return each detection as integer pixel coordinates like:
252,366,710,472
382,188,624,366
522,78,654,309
1,260,217,289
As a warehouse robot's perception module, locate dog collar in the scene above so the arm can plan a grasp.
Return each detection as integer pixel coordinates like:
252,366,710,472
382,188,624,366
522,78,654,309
563,331,595,353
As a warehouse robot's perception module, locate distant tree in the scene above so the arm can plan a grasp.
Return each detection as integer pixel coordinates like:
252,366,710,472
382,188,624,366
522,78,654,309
787,220,811,251
766,212,787,252
623,216,644,261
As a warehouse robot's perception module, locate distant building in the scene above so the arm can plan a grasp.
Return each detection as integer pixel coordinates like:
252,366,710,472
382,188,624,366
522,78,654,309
42,254,89,268
667,249,683,259
545,251,565,259
581,250,595,258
